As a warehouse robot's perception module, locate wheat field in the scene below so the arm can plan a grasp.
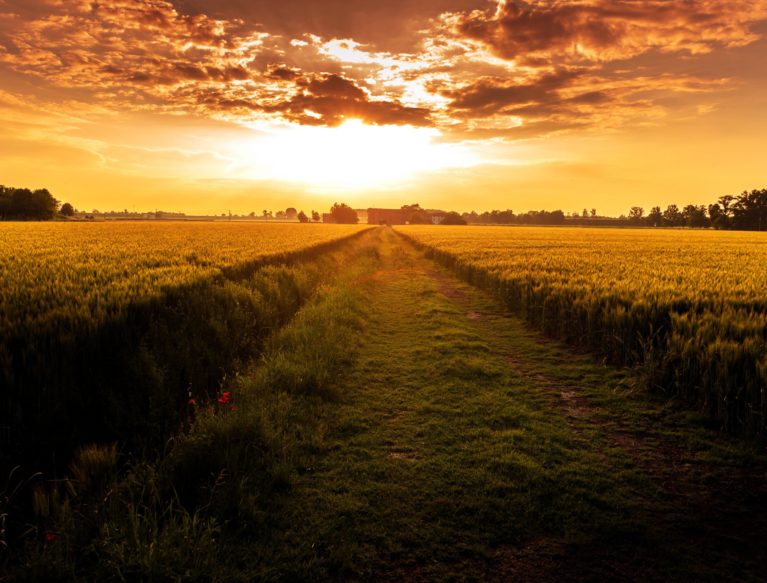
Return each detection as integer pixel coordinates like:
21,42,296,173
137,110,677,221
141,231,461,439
399,225,767,435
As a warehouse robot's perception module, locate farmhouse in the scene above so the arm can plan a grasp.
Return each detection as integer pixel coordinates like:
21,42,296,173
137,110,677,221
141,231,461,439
367,208,448,225
367,208,408,225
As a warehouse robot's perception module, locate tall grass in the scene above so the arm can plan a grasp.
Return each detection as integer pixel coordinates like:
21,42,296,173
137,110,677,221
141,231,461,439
398,226,767,437
0,224,370,476
1,231,380,580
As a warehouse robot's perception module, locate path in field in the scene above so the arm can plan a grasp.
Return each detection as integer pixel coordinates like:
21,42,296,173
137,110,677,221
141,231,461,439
265,229,767,582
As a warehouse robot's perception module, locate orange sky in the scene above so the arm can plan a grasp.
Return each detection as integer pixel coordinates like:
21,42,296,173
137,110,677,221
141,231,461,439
1,0,766,215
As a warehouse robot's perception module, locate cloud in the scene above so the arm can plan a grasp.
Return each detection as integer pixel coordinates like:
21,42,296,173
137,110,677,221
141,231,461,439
209,72,433,127
171,0,484,52
443,69,582,113
0,0,436,128
448,0,767,63
0,0,764,141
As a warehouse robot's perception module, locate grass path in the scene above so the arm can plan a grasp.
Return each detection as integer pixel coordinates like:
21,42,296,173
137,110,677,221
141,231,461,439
249,228,767,582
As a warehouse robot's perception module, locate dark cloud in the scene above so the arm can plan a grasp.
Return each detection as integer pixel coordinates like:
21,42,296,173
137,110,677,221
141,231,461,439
191,72,431,127
451,0,767,63
304,74,366,100
171,0,484,51
568,90,611,105
444,70,582,113
267,65,301,81
266,74,431,127
1,0,764,140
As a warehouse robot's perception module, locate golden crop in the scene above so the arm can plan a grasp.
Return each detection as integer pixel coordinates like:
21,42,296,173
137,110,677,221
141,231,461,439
1,221,369,466
0,221,366,334
398,225,767,436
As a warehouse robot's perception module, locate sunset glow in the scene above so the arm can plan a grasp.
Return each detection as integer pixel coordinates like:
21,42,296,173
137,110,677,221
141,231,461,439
235,120,477,192
1,0,766,213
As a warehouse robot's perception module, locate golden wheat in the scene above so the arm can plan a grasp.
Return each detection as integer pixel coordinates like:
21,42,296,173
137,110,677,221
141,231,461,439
0,222,366,333
399,225,767,435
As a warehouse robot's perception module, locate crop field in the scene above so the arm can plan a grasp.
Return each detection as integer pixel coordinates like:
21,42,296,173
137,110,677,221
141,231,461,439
3,224,767,581
398,225,767,436
0,222,366,334
0,222,368,470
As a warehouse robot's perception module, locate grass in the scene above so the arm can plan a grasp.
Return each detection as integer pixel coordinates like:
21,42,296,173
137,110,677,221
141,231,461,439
4,227,766,581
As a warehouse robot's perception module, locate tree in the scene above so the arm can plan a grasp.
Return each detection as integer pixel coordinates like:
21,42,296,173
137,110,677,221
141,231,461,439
718,195,736,219
662,204,683,227
311,210,320,222
441,211,467,225
329,202,359,224
646,206,663,227
628,206,645,224
0,186,11,219
683,204,708,228
707,204,724,229
591,208,597,218
401,203,430,224
297,210,309,223
285,207,298,220
60,202,75,217
0,185,58,220
731,189,767,231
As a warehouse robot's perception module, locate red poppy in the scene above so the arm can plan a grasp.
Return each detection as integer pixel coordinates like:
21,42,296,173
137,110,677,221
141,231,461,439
217,391,231,405
45,531,58,543
230,405,237,412
188,398,197,406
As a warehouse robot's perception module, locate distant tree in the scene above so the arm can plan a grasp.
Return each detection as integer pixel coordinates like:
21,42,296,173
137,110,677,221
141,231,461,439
249,211,256,217
591,208,597,218
1,186,58,220
517,210,564,225
285,207,298,220
683,204,708,228
718,195,736,220
461,211,476,223
662,204,683,227
60,202,75,217
0,186,11,219
646,206,663,227
329,202,359,224
582,208,589,218
731,189,767,231
441,211,467,225
401,203,431,224
628,206,645,224
262,210,268,220
297,210,309,223
548,210,566,224
311,210,320,222
482,209,514,224
707,203,727,229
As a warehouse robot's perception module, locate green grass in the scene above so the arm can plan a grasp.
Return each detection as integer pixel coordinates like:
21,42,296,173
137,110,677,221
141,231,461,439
5,227,766,581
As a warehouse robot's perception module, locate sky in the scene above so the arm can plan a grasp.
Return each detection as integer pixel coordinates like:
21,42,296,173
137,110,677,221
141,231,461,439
1,0,766,216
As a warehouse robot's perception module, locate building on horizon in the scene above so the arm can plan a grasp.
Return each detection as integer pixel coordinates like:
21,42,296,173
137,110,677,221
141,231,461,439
367,208,408,225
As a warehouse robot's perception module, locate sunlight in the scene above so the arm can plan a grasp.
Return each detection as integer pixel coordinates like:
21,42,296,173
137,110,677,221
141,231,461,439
237,119,477,192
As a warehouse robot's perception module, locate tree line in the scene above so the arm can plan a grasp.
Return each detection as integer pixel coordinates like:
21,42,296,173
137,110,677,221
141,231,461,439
459,188,766,230
627,189,767,230
0,186,66,220
461,209,566,226
4,183,764,230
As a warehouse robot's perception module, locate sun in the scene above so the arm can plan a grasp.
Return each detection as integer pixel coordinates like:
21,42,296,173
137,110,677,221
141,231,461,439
236,119,475,192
